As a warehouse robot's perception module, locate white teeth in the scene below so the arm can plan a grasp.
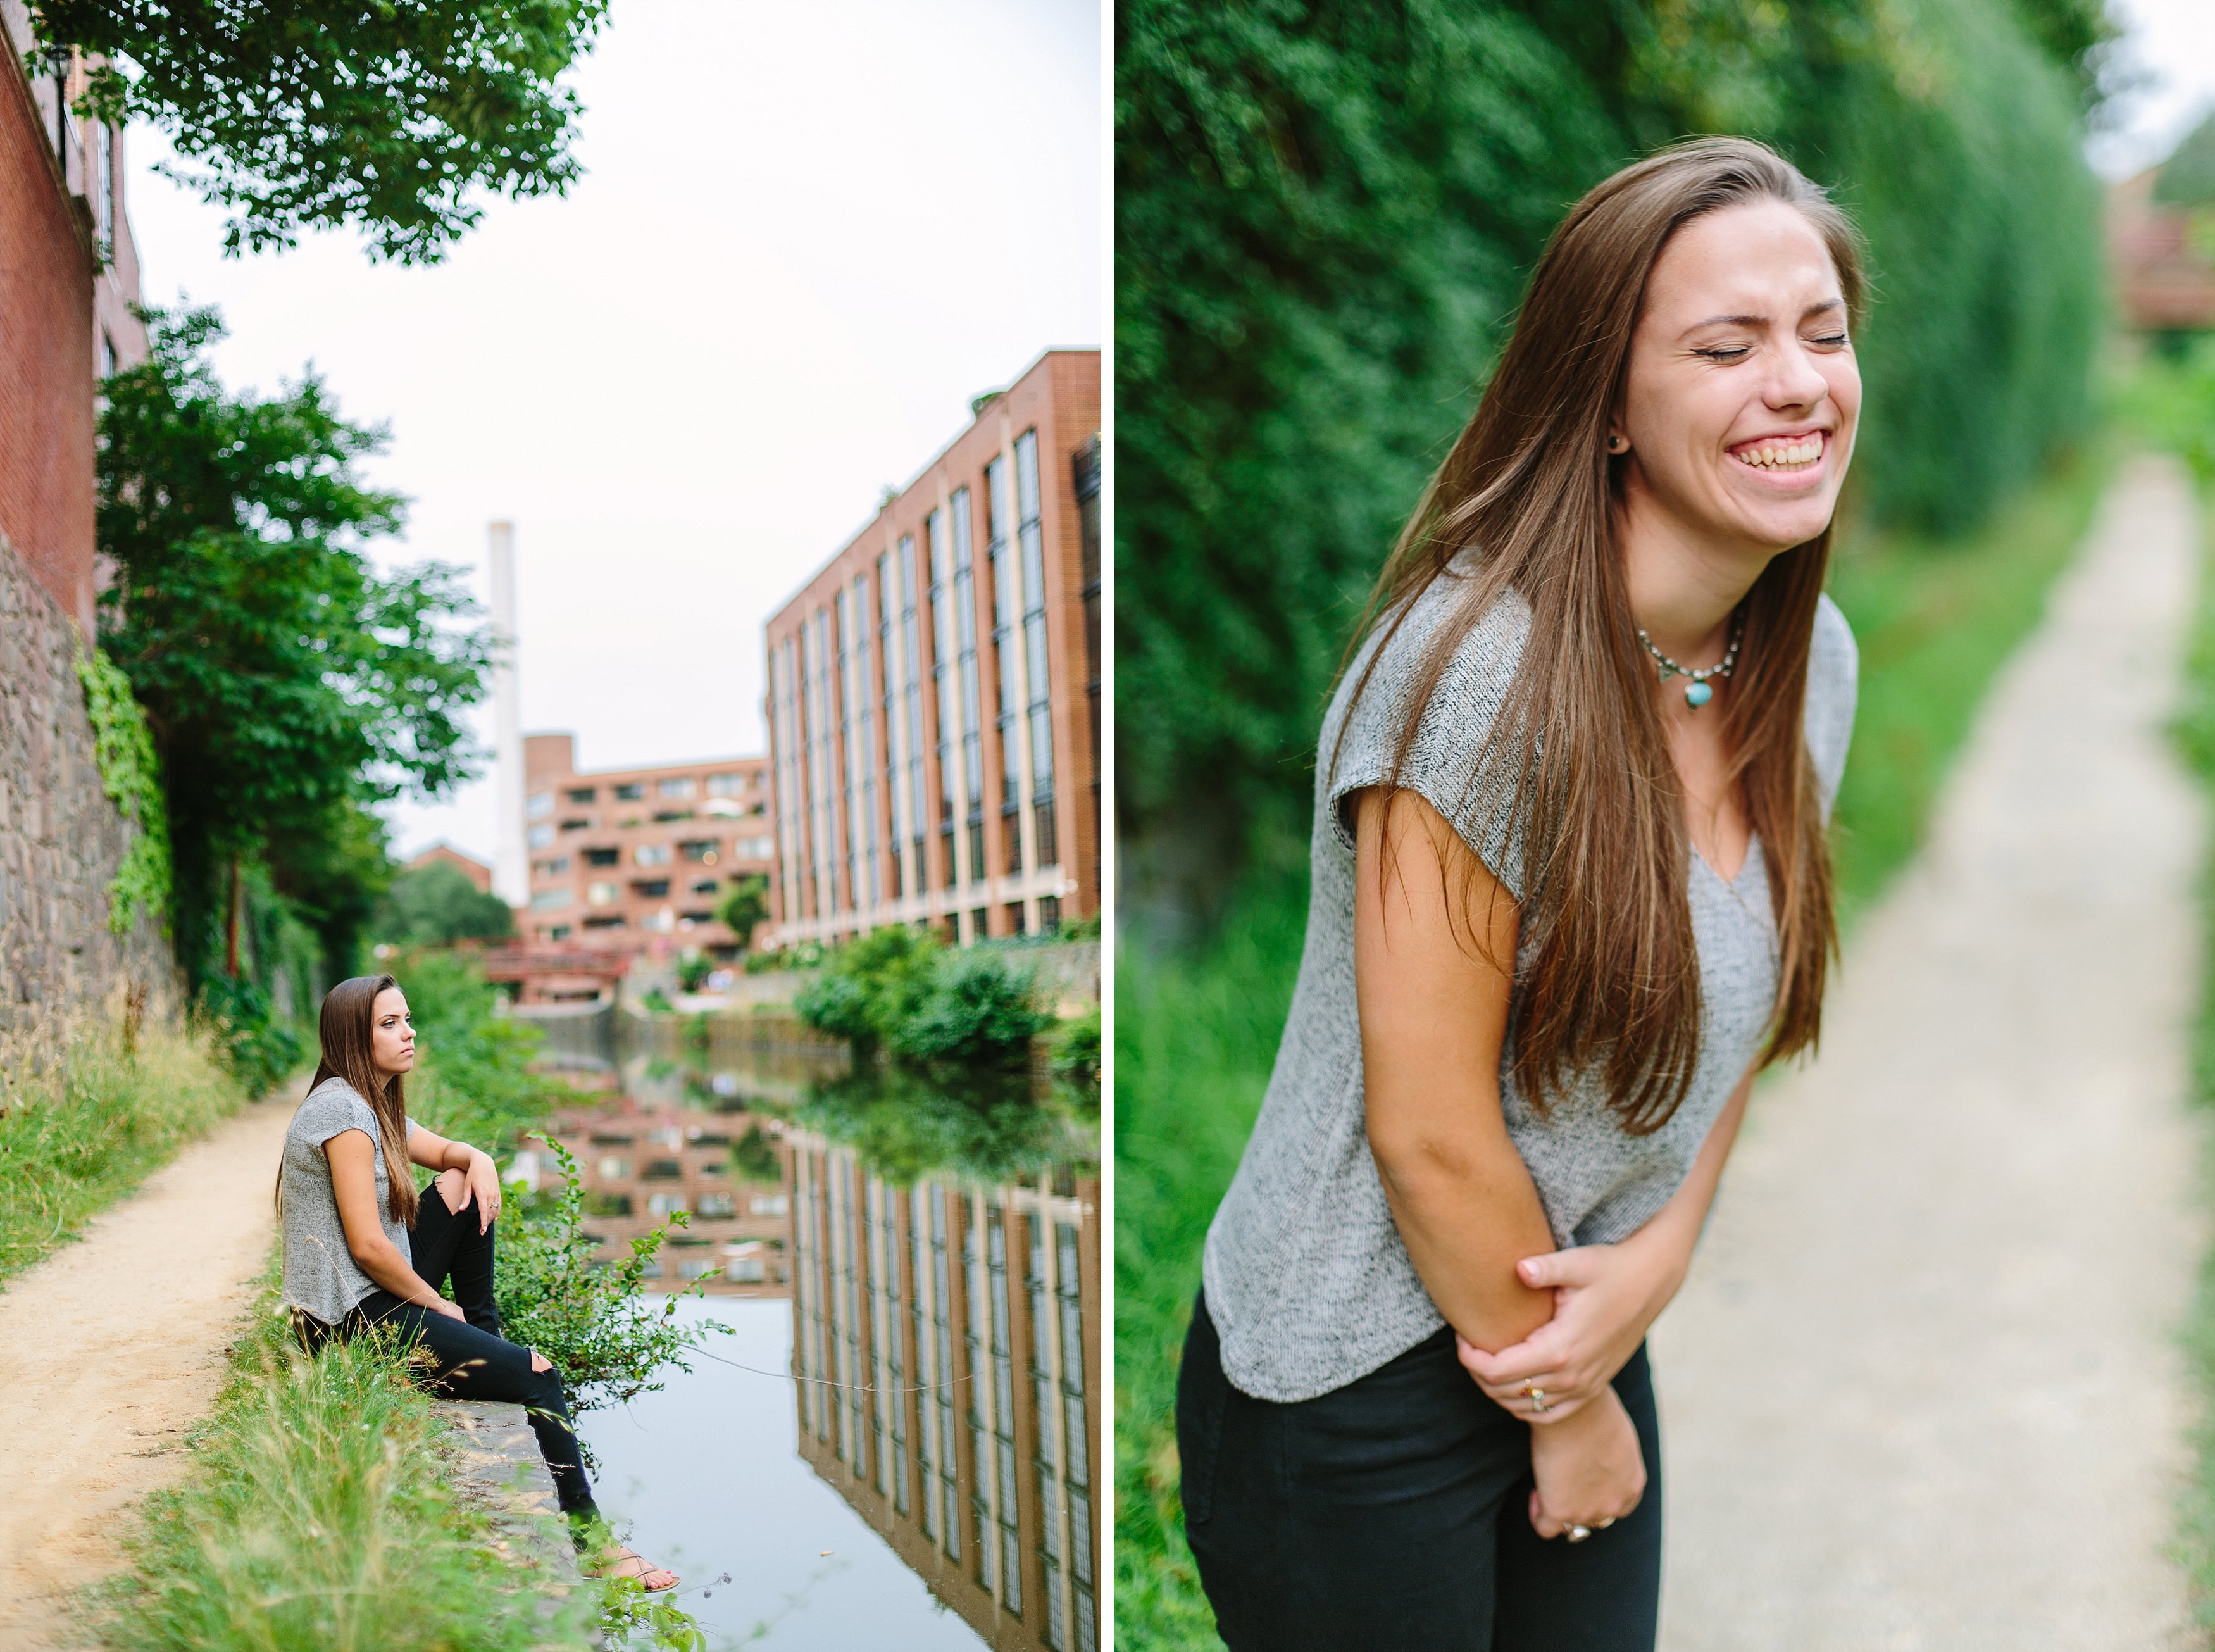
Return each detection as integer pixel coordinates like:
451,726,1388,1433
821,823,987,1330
1736,436,1821,470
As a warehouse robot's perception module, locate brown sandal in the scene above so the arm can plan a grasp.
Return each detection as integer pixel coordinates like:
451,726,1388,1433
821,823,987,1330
591,1544,679,1593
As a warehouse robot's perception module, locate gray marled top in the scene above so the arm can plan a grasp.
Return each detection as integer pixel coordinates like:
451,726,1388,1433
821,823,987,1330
280,1077,418,1326
1202,575,1857,1401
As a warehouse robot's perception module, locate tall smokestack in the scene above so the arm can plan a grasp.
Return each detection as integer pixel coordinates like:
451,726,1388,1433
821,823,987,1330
488,521,527,909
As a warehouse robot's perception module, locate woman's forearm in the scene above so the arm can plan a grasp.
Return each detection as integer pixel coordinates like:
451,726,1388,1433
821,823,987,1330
349,1236,444,1309
1375,1132,1559,1353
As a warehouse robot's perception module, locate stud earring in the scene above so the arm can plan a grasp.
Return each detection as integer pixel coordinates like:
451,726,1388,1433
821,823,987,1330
1606,434,1628,454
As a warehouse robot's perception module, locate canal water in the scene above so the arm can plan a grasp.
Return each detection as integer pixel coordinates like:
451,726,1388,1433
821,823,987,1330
521,1007,1100,1652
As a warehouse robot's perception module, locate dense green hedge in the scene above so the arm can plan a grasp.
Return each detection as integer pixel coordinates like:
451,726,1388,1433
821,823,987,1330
1116,0,2107,905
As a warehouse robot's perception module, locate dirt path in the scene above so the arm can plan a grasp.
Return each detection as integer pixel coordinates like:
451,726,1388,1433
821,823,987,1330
0,1093,296,1648
1654,454,2208,1648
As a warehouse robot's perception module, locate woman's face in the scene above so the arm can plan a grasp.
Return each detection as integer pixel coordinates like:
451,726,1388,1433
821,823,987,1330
370,987,416,1078
1614,198,1861,560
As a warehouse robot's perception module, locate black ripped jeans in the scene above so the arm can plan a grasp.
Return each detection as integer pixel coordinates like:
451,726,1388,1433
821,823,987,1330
296,1180,597,1520
1178,1291,1662,1651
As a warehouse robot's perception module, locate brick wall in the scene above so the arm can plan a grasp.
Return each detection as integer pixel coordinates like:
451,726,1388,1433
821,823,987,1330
0,35,95,635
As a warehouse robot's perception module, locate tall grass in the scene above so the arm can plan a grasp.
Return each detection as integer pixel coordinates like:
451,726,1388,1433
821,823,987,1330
97,1263,594,1651
0,1004,248,1285
1112,445,2123,1649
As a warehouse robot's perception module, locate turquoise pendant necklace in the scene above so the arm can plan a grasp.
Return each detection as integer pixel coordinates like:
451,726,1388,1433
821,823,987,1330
1636,612,1745,708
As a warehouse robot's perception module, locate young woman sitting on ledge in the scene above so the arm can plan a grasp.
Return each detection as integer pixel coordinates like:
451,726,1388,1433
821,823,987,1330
277,971,678,1592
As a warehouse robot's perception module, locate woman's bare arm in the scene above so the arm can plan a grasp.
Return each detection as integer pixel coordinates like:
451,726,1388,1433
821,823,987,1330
1354,786,1556,1354
406,1123,503,1233
325,1130,460,1316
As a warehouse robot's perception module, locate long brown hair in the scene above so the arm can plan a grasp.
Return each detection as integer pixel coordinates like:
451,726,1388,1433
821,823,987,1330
302,972,418,1225
1343,136,1864,1134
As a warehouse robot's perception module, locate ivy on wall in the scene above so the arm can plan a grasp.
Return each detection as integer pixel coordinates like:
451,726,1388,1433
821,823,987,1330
76,643,172,937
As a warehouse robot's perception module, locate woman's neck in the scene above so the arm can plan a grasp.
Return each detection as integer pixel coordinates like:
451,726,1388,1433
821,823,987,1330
1617,488,1771,666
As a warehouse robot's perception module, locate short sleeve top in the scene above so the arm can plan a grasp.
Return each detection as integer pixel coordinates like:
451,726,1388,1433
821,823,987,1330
1200,571,1858,1402
279,1077,418,1326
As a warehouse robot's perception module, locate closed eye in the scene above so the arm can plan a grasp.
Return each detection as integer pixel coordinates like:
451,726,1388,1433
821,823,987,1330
1692,346,1750,362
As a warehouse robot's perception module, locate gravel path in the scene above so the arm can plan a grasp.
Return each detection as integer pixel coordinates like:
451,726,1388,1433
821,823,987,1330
0,1094,294,1649
1654,454,2209,1649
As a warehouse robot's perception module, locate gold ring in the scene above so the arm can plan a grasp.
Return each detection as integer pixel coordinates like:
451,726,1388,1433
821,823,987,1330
1596,1517,1616,1530
1523,1384,1549,1415
1566,1525,1592,1543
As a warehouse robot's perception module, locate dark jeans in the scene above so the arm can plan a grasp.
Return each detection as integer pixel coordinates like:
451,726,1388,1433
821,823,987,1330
1178,1291,1662,1651
296,1180,597,1518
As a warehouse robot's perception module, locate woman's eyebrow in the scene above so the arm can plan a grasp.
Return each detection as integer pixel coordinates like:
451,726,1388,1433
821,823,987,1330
1683,297,1844,335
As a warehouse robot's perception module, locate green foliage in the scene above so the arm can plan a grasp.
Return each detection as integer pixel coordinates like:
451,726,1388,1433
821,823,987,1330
793,925,941,1055
731,1123,782,1185
897,947,1054,1067
196,973,306,1096
496,1140,731,1416
794,927,1054,1068
1114,878,1309,1648
75,642,172,936
675,951,714,993
1117,0,2107,899
0,1013,244,1284
99,1287,593,1650
716,874,770,950
800,1068,1090,1187
378,860,517,947
97,305,489,998
39,0,610,263
1052,1004,1103,1090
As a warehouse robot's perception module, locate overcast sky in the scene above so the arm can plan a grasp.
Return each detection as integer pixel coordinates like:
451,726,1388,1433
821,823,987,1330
125,0,1103,864
2090,0,2215,178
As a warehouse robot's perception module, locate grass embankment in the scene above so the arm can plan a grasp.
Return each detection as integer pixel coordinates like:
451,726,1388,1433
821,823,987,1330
95,1258,597,1652
0,1011,247,1286
1112,444,2121,1649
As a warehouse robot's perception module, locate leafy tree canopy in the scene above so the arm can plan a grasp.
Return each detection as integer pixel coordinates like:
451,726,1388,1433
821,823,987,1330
378,860,516,948
714,873,770,951
34,0,609,261
98,305,491,984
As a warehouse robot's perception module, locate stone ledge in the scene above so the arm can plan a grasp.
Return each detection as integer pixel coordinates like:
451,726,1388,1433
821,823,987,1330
434,1398,585,1596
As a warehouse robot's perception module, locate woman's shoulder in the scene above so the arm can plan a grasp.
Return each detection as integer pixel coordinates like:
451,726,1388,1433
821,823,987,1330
1333,571,1530,762
293,1076,373,1131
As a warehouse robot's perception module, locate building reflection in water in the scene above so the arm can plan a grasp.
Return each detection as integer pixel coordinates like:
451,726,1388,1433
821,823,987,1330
789,1130,1101,1652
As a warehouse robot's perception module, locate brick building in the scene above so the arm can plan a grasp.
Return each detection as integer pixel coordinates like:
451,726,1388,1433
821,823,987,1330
764,349,1101,949
0,1,147,633
520,735,775,956
789,1131,1101,1652
406,841,494,893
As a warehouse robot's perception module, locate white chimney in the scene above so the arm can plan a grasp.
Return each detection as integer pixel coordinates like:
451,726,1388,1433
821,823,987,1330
488,522,528,909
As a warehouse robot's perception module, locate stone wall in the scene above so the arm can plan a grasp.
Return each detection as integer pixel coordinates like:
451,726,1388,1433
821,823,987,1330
0,534,174,1033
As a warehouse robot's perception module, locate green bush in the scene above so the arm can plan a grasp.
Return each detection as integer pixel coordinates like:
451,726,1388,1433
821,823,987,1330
792,925,941,1054
496,1141,730,1420
894,948,1054,1067
195,974,304,1097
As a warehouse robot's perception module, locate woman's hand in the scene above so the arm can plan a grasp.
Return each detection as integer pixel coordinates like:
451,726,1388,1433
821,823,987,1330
432,1297,467,1323
461,1149,504,1234
1456,1233,1684,1424
1526,1386,1645,1539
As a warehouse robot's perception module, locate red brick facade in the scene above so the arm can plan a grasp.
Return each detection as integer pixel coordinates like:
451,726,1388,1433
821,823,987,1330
763,350,1102,949
0,14,145,637
0,36,96,634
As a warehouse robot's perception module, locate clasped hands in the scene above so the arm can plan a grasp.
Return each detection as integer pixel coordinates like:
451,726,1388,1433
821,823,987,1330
1456,1234,1685,1539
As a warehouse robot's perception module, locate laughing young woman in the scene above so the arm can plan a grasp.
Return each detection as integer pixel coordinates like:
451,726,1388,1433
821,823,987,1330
1178,138,1862,1649
278,972,678,1592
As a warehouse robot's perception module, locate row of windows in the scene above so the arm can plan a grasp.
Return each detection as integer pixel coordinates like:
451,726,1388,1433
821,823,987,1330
528,772,757,818
771,429,1068,929
791,1147,1095,1652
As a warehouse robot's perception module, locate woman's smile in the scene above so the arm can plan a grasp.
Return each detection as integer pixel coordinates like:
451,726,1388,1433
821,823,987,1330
1726,427,1829,477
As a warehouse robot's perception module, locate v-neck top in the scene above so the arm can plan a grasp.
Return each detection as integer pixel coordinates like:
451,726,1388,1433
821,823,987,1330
1200,573,1857,1403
